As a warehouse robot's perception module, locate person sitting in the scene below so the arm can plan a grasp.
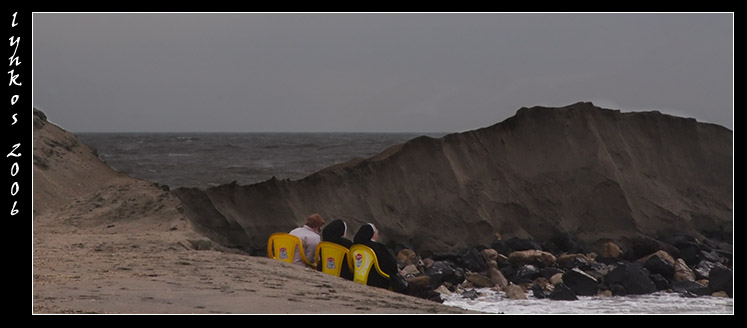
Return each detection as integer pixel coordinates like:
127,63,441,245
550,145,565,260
317,219,354,280
353,223,398,289
288,213,325,267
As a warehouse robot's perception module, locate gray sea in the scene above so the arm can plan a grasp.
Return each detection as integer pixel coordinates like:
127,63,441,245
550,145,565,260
76,132,439,189
76,132,734,315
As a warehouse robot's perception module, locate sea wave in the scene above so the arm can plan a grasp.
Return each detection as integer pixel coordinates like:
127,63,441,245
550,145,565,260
441,289,734,314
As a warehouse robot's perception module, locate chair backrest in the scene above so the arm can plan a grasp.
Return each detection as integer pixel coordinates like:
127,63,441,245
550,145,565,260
349,244,390,285
267,232,315,267
314,241,351,277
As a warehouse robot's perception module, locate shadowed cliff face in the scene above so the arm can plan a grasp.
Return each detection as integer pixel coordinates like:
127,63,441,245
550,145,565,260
173,102,733,254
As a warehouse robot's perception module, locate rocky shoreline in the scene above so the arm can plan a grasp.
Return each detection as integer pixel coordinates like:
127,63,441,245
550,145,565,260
376,232,732,303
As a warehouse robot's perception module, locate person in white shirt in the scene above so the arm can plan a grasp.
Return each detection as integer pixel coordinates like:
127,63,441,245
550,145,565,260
288,213,326,267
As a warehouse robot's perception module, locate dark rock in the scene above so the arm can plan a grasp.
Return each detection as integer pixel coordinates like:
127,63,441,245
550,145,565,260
490,240,508,255
549,283,578,301
551,232,592,254
672,280,711,296
505,237,543,253
540,266,565,279
595,257,623,265
714,249,733,265
609,283,627,296
404,276,432,295
457,248,488,273
425,260,463,286
659,233,698,250
605,262,656,295
557,254,592,271
587,262,610,281
678,245,701,266
708,266,732,296
462,289,479,300
512,264,541,284
563,268,599,296
699,250,722,263
649,274,670,291
541,240,562,255
531,284,549,299
499,262,516,279
644,253,675,278
624,235,679,261
693,260,727,280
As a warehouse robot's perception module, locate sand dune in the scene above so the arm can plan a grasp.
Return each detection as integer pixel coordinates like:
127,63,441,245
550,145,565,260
173,102,733,255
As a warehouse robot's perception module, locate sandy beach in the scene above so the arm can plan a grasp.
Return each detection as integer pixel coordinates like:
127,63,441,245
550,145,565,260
31,109,472,314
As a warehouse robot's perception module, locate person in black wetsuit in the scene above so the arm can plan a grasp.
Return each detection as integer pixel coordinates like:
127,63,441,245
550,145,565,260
353,223,398,289
317,219,354,280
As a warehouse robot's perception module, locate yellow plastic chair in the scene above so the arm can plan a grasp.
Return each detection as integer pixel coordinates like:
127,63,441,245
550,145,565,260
314,241,352,277
349,244,390,286
267,233,315,268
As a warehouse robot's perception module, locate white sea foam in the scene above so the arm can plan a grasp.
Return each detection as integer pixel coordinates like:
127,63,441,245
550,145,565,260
441,289,733,314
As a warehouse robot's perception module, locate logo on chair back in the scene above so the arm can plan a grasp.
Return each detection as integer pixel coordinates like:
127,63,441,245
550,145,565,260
326,257,336,270
355,253,363,268
279,247,288,260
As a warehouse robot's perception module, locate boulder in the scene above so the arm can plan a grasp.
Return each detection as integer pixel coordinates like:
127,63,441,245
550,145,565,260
458,248,489,273
401,264,421,277
549,283,577,301
549,272,564,285
673,258,696,282
711,291,729,298
609,283,627,296
461,289,479,300
638,250,675,265
605,262,656,295
649,274,670,291
512,264,541,284
562,268,599,296
499,262,516,280
551,232,592,254
602,241,624,259
556,253,593,270
531,284,549,299
425,260,463,286
489,267,509,288
597,290,613,297
693,260,727,280
481,248,499,266
422,257,435,269
465,272,494,288
533,277,553,290
503,284,527,300
496,253,509,265
643,251,675,278
434,285,451,295
660,233,698,250
708,266,732,296
678,245,701,266
540,266,565,279
699,250,722,263
405,276,432,291
672,280,711,296
508,249,557,267
624,235,680,260
396,249,420,268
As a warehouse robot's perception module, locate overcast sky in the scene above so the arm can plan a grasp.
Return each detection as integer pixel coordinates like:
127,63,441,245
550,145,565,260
32,13,733,133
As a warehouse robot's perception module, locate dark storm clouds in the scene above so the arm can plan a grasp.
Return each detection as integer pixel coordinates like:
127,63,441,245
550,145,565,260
32,13,733,132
